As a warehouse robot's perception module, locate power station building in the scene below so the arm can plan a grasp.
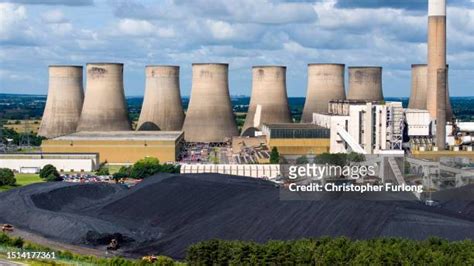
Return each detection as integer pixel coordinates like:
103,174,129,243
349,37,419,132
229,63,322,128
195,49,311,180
39,65,84,138
137,65,185,131
301,64,346,122
42,131,184,164
242,66,292,136
182,63,238,142
261,123,330,155
313,100,404,155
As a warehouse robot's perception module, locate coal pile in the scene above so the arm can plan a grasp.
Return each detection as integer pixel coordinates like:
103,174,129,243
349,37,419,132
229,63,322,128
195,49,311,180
0,174,473,259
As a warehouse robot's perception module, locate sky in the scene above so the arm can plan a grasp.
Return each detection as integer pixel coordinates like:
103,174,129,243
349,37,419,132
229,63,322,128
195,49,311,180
0,0,473,97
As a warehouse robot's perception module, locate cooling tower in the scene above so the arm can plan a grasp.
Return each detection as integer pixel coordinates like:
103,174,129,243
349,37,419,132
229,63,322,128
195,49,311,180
76,63,131,131
301,64,346,123
408,64,428,110
137,66,185,131
182,63,238,142
38,65,84,138
426,0,448,121
242,66,292,136
347,67,384,101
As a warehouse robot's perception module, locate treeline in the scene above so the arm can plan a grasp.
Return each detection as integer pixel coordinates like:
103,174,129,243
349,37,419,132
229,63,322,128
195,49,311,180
186,237,474,265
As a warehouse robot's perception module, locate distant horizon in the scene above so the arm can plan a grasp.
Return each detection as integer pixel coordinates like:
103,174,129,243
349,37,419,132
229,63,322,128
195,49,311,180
1,92,474,99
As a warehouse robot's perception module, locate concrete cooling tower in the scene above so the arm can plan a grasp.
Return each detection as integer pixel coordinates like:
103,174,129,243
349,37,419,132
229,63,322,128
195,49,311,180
137,66,185,131
408,64,428,110
301,64,346,123
76,63,131,131
242,66,292,136
182,63,238,142
347,67,384,101
408,64,453,121
39,65,84,139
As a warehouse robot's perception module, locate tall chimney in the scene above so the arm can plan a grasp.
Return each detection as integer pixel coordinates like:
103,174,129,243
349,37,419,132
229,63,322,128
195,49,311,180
76,63,131,131
301,64,345,122
242,66,292,136
347,67,384,101
426,0,447,119
182,63,238,142
137,66,185,131
39,65,84,138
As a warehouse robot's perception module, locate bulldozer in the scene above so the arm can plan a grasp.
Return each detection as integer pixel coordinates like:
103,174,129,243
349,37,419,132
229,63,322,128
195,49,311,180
142,256,158,263
1,224,14,233
106,239,119,251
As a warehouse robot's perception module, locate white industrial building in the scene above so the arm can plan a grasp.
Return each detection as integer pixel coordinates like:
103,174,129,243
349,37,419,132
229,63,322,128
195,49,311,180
313,100,404,155
0,153,99,173
180,164,280,179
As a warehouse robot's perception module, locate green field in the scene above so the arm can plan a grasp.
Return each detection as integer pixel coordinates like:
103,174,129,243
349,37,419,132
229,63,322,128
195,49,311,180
0,173,43,192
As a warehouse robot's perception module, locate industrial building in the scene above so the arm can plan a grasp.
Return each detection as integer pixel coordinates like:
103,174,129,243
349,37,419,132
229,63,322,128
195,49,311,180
313,100,404,155
76,63,132,131
182,63,238,143
261,123,330,155
0,153,99,173
41,131,183,164
242,66,292,136
301,64,346,122
180,164,280,179
137,65,185,131
39,66,84,138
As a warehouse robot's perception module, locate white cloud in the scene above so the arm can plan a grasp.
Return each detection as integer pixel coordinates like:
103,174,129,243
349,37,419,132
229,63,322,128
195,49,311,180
41,9,68,24
116,19,175,38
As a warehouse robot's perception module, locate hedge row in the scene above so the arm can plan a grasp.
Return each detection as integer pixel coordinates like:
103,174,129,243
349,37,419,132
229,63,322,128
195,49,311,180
186,237,474,265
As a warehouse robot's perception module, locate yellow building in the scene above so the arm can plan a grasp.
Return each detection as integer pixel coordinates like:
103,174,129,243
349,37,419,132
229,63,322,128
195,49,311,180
42,131,184,164
412,150,474,162
261,124,330,155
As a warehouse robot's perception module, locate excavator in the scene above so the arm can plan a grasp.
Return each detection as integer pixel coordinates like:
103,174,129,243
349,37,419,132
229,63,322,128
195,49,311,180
106,239,119,251
1,224,14,233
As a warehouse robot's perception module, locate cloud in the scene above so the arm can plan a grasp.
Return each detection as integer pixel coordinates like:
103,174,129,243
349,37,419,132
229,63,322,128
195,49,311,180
0,0,93,6
116,19,175,38
0,3,38,46
112,0,318,24
41,9,68,24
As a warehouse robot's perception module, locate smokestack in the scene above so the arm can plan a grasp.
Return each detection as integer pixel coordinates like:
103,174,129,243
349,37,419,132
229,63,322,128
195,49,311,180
426,0,447,120
242,66,292,136
408,64,428,110
182,63,238,142
301,64,345,123
347,67,384,101
436,68,447,149
137,66,185,131
39,65,84,138
76,63,131,131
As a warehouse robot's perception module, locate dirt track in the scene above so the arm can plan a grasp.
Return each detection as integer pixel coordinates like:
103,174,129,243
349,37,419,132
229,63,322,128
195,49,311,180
1,173,473,259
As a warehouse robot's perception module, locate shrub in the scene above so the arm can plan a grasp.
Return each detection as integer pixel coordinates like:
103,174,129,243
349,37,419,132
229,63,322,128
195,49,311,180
0,168,16,186
39,164,60,180
269,147,280,164
186,238,474,265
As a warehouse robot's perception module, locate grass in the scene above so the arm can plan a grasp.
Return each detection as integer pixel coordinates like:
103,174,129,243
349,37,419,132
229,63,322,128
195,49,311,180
0,173,43,192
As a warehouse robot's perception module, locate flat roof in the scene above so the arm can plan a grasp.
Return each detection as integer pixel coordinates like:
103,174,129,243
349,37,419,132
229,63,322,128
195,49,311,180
53,131,184,141
263,123,327,130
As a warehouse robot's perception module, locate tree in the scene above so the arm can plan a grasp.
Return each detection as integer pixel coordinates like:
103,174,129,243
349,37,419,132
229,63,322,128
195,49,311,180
0,168,16,186
95,163,110,176
269,147,280,164
296,155,309,164
39,164,61,181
